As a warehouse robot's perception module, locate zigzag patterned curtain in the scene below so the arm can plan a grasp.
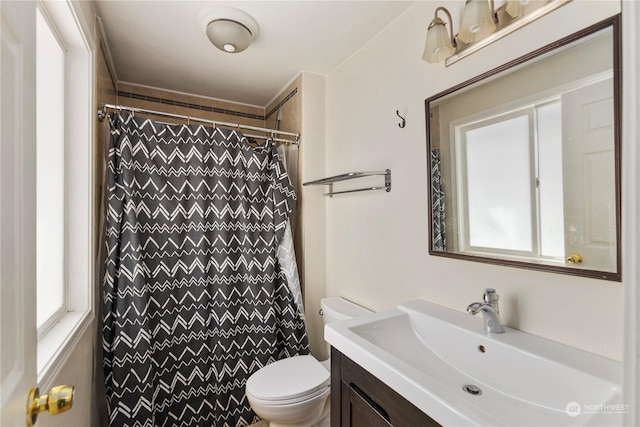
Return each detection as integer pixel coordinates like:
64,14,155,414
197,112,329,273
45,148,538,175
431,148,446,251
102,112,309,427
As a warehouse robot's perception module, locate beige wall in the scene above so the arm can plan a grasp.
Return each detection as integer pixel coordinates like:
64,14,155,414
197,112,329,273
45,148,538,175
323,0,623,361
298,72,327,358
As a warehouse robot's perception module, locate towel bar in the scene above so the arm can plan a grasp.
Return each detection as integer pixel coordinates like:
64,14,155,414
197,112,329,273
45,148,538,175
303,169,391,197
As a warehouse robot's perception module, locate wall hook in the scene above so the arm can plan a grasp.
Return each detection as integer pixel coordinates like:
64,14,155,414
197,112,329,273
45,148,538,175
396,110,406,128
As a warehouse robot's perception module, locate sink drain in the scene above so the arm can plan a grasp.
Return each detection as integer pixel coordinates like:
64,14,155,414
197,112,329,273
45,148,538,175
462,384,483,396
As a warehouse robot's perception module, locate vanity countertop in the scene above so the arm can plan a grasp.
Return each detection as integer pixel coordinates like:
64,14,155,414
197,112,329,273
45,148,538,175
325,300,624,426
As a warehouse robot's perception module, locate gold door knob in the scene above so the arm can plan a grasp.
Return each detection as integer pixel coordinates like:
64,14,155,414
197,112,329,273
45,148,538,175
566,253,583,264
27,385,74,426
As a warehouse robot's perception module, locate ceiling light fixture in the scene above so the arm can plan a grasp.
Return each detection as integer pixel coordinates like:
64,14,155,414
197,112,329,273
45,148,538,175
204,8,259,54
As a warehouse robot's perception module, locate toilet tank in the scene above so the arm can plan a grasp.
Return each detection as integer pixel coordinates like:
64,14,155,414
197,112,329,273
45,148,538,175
320,297,372,325
321,297,372,360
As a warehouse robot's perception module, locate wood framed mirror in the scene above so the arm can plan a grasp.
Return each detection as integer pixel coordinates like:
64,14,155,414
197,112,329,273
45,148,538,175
425,15,621,281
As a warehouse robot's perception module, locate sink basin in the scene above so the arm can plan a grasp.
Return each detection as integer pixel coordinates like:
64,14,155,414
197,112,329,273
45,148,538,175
325,300,623,426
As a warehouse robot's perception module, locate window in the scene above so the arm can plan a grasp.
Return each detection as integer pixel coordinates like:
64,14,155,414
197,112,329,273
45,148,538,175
36,8,66,333
35,1,93,387
462,111,534,252
454,99,565,261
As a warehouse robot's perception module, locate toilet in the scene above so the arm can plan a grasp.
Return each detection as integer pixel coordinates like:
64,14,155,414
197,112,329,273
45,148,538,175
245,297,372,427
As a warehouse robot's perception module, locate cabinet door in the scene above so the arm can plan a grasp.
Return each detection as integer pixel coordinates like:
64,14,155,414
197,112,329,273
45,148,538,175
342,383,392,427
332,348,442,427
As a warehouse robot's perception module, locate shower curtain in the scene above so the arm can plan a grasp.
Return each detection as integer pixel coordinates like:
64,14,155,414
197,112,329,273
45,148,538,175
431,148,446,251
276,144,298,236
102,112,309,427
275,143,304,319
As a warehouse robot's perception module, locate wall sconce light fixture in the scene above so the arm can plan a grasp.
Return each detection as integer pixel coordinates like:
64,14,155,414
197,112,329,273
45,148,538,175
422,7,456,63
423,0,572,66
458,0,497,44
505,0,529,18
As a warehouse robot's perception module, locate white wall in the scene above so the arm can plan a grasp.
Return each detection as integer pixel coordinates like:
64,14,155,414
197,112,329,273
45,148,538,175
321,0,624,361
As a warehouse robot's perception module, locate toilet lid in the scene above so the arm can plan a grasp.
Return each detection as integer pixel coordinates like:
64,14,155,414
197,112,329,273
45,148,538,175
246,355,330,402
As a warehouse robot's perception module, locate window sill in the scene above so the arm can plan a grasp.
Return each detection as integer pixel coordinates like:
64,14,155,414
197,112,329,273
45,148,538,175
37,309,93,389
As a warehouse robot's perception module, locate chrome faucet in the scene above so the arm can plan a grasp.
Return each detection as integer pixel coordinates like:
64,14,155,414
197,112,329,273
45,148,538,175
467,288,505,334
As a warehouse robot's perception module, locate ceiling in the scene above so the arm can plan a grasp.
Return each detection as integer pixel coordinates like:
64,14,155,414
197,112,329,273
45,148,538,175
93,1,416,107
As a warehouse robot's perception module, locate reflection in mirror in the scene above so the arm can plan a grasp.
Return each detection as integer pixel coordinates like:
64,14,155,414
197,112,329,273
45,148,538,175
426,15,620,281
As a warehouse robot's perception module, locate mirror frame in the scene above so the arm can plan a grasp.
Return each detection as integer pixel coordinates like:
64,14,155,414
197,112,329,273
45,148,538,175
425,15,621,281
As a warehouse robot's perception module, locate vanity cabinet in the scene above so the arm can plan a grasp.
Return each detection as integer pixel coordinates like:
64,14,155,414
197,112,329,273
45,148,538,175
331,348,441,427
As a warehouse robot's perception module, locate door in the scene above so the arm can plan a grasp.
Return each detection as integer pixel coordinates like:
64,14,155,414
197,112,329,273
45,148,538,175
1,1,38,426
562,77,616,272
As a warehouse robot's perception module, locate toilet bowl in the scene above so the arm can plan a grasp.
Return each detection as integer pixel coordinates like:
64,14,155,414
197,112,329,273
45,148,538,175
245,297,372,427
246,355,330,427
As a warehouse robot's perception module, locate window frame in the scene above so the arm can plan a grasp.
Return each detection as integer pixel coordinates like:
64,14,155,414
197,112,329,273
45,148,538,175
35,5,68,337
35,0,94,390
455,107,539,258
450,99,566,265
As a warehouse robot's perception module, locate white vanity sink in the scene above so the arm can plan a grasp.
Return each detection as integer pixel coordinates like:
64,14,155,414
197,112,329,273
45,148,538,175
325,300,623,426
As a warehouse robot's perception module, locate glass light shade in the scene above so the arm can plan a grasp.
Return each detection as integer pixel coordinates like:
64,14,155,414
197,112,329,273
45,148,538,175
458,0,497,44
505,0,529,18
206,19,253,53
423,21,455,63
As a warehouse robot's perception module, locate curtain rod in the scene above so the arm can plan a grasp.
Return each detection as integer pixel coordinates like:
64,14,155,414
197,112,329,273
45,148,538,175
98,103,300,146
